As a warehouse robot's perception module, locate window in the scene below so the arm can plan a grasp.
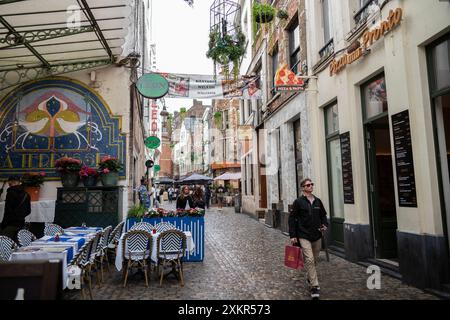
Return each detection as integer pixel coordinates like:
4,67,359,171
277,128,282,201
429,37,450,93
325,103,344,221
288,21,301,74
224,110,229,129
271,46,279,95
322,0,333,44
363,75,388,120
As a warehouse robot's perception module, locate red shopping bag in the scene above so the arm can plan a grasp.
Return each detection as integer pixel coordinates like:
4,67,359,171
284,245,304,269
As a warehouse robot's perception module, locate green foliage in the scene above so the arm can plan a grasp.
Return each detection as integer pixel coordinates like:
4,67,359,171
127,204,146,219
206,27,246,80
180,108,187,121
213,111,222,128
253,3,276,24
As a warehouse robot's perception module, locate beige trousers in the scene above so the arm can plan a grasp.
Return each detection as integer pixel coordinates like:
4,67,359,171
299,238,322,287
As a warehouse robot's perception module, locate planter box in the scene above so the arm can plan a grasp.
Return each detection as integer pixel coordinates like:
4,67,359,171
125,216,204,262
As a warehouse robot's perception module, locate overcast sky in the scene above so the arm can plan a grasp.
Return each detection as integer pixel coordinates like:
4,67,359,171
152,0,213,114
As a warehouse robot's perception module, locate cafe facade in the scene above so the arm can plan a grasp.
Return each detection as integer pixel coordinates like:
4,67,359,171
306,0,450,290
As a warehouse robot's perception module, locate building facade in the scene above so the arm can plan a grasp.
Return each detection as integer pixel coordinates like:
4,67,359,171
306,0,450,290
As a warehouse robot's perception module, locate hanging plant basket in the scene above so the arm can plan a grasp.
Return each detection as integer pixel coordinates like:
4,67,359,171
277,9,289,20
253,3,276,24
214,111,222,128
206,27,246,80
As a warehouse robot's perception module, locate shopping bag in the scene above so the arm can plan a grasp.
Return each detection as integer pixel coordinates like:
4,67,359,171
284,244,304,269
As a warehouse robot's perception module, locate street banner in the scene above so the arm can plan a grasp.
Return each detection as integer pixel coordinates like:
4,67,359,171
274,64,305,92
155,73,263,100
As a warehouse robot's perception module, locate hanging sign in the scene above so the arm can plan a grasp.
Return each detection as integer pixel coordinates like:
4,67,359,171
136,73,169,99
274,64,305,92
154,164,161,172
145,159,154,168
150,73,262,100
144,136,160,149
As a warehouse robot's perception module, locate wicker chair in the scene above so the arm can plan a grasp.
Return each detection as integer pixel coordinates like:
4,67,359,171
67,239,94,299
154,222,177,233
95,226,112,282
122,230,153,287
44,223,64,236
156,230,186,287
88,231,103,286
17,229,36,247
107,221,125,255
130,222,154,233
0,236,18,262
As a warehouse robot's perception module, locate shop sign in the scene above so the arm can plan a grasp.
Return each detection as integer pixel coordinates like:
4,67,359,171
136,73,169,99
150,99,158,136
274,64,305,92
330,8,403,76
145,136,161,149
154,164,161,172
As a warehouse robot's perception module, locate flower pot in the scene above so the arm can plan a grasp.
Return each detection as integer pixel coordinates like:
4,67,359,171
254,12,274,23
101,172,119,187
24,186,40,202
82,176,97,187
60,172,79,187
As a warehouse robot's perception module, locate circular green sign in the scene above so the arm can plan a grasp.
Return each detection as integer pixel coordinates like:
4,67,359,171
154,165,161,172
136,73,169,99
144,136,161,149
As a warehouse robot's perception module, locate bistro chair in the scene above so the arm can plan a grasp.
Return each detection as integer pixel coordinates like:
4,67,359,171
122,230,153,288
130,222,154,233
0,236,18,262
67,239,94,300
156,230,186,287
17,229,36,247
88,231,103,286
154,222,177,233
44,223,64,236
95,226,112,282
107,221,125,262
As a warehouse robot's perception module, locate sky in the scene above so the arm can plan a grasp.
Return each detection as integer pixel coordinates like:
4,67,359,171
152,0,214,114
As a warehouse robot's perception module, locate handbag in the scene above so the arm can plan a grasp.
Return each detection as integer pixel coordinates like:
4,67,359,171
284,244,304,269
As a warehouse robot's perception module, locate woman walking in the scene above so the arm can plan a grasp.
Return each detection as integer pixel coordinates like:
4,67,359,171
192,186,206,209
176,185,194,210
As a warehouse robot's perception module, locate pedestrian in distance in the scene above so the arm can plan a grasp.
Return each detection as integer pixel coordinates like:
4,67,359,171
176,185,194,210
216,185,225,211
288,178,328,300
204,184,211,209
137,178,151,210
0,176,31,242
192,186,206,209
168,186,174,203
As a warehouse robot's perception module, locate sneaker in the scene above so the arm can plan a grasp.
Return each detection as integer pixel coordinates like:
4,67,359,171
310,287,320,300
306,279,320,291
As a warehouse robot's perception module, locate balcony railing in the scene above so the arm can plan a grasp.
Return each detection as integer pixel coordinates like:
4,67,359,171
354,0,381,27
318,38,334,60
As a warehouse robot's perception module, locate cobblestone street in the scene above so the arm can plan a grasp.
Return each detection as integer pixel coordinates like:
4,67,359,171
63,205,438,300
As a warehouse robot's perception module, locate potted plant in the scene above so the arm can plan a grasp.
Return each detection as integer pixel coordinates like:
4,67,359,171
79,165,99,187
55,157,82,187
277,9,289,20
127,204,146,225
214,111,222,128
21,172,45,201
98,155,123,187
253,3,276,24
206,27,246,80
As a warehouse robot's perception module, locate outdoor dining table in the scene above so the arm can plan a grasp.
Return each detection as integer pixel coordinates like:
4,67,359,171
32,235,86,253
64,227,103,235
115,231,195,271
10,246,70,289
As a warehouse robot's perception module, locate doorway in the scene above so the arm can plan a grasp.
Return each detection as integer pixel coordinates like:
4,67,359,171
362,74,398,260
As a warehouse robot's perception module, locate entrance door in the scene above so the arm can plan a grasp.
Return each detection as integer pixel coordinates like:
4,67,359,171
365,116,398,259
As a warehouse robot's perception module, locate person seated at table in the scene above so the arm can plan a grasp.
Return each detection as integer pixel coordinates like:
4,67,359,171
192,187,206,209
176,186,194,210
0,175,31,242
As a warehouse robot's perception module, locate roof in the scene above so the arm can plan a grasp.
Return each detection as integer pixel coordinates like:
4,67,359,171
0,0,132,92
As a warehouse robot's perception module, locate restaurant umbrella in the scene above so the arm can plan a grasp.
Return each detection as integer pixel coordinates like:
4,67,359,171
178,173,213,185
213,172,241,181
155,176,175,185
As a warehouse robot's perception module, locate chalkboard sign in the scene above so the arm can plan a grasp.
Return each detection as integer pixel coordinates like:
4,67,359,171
392,110,417,207
340,132,355,204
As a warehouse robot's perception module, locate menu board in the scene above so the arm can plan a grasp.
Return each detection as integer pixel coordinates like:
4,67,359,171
392,110,417,207
340,132,355,204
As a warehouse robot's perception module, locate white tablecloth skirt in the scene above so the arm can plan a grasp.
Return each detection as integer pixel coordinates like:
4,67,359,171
0,200,56,223
10,249,68,289
115,231,195,271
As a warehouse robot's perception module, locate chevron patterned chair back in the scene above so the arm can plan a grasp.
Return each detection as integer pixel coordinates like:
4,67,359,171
155,222,177,233
44,223,64,236
156,230,187,287
130,222,154,233
108,221,125,248
0,236,18,262
122,230,153,287
100,226,112,251
89,231,103,263
17,229,36,247
68,239,95,299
